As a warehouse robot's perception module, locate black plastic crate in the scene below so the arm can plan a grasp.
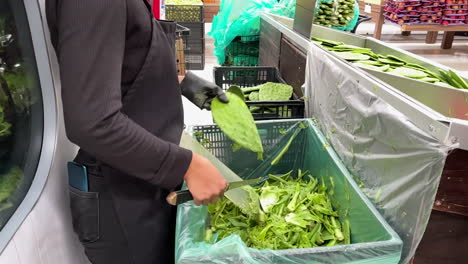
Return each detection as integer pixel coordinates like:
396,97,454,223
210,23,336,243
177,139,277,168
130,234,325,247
213,66,305,120
191,121,303,171
175,23,190,37
224,35,260,66
184,38,205,54
213,66,284,90
186,54,205,70
179,22,204,40
166,5,204,22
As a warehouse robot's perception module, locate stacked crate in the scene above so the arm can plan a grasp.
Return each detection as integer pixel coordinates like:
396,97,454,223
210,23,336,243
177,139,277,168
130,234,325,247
166,4,205,70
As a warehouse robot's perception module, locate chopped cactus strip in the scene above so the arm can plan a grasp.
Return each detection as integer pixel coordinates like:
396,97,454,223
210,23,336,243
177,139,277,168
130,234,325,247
359,60,384,66
333,51,370,61
386,55,408,64
212,87,264,158
378,58,405,66
421,77,440,83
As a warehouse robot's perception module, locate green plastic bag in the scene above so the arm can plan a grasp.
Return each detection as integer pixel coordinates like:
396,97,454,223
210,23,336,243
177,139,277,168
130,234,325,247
209,0,284,64
176,120,402,264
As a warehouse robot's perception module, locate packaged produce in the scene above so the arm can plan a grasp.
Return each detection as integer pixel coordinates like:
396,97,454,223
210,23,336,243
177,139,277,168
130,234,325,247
314,0,359,30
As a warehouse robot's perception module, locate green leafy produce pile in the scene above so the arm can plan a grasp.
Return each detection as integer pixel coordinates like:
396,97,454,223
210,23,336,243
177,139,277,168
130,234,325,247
313,37,468,90
166,0,202,5
0,106,11,137
205,170,351,250
314,0,356,28
242,82,294,117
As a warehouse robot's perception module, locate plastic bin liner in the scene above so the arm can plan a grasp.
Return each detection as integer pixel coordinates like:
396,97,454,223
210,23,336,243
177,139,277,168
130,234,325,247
304,43,454,264
209,0,285,64
176,120,402,264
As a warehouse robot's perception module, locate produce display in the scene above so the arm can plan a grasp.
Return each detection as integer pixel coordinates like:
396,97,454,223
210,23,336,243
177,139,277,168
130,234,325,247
165,0,202,5
211,86,264,159
205,170,351,249
314,0,357,28
313,37,468,89
384,0,468,25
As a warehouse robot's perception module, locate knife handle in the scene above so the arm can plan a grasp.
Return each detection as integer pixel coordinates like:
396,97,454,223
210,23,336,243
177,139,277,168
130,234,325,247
166,189,193,206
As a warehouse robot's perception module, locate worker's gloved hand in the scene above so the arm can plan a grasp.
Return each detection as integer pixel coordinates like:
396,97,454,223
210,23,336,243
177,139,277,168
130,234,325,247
180,71,229,110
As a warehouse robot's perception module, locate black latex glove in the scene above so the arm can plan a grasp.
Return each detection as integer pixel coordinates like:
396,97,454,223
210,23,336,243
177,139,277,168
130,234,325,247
180,71,229,110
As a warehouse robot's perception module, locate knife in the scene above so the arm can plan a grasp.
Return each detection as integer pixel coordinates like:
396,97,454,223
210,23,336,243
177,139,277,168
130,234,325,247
166,176,268,206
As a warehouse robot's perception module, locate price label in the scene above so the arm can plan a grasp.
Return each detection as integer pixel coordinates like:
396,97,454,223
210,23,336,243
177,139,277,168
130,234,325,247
364,3,372,13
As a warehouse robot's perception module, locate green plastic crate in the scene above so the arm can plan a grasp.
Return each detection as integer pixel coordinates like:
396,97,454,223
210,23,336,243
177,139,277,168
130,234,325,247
176,120,403,264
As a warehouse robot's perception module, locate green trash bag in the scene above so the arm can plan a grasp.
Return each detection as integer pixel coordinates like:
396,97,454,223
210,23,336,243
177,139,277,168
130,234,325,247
176,120,402,264
209,0,285,65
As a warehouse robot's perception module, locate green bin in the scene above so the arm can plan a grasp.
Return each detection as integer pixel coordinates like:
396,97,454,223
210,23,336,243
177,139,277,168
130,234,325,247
176,120,402,264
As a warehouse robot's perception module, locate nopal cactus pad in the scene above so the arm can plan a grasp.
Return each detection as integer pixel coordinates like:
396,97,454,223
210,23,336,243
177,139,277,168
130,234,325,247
258,82,293,101
211,87,264,158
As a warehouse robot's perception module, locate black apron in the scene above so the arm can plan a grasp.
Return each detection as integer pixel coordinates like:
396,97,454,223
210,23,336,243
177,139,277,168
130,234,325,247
69,2,184,264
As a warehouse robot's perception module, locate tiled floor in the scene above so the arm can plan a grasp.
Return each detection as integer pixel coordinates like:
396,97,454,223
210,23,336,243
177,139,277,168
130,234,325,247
184,22,468,125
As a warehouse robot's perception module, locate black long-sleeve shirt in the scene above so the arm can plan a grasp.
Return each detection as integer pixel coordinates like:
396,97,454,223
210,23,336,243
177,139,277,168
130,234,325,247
46,0,191,189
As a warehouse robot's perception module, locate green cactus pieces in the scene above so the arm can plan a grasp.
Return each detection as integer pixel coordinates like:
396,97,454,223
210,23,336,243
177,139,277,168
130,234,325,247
258,82,293,101
212,87,264,159
249,91,259,101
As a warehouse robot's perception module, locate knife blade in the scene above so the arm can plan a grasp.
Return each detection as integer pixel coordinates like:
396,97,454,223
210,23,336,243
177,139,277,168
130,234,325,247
166,176,268,206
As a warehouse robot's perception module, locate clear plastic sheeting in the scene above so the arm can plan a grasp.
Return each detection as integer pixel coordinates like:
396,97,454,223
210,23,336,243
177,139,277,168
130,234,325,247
304,43,453,264
177,120,402,264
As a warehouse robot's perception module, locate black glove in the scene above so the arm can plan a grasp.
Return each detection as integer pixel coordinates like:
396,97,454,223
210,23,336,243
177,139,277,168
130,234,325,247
180,71,229,110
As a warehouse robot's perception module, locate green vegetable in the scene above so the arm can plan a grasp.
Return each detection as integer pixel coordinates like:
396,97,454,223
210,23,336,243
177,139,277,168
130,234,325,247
0,167,23,211
271,125,303,165
391,67,428,79
248,91,259,101
359,60,384,66
332,51,370,61
421,77,440,83
242,86,261,94
207,170,351,250
314,37,468,89
211,86,264,158
258,82,293,101
0,106,11,137
378,58,405,66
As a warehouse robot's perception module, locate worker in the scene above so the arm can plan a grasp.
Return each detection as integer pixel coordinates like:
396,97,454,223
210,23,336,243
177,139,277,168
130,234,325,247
45,0,229,263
